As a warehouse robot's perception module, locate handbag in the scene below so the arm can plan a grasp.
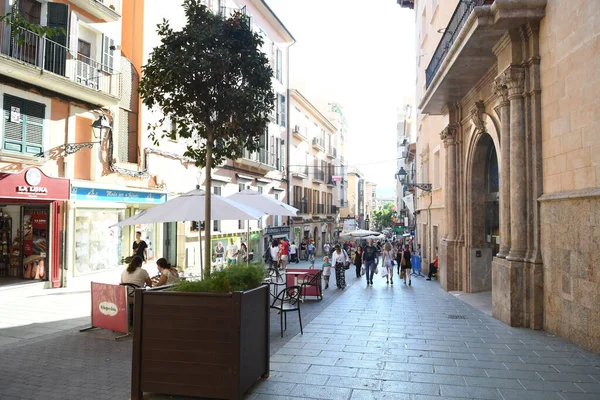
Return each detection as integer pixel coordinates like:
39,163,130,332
401,253,407,267
343,250,350,270
400,269,406,279
381,266,388,277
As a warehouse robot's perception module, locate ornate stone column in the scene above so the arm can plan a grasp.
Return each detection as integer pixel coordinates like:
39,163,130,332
505,67,527,261
493,77,511,258
441,124,458,241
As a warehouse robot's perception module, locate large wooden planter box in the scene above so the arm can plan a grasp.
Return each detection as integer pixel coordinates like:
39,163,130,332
131,284,270,400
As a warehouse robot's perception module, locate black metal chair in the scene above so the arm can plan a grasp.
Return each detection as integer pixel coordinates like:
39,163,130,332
299,270,323,301
270,285,303,338
266,266,286,298
119,282,140,325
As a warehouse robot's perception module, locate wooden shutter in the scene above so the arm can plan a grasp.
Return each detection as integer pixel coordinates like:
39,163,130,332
45,2,68,76
101,34,115,74
2,94,45,155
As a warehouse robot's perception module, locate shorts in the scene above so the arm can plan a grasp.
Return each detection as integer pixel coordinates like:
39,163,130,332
280,255,288,261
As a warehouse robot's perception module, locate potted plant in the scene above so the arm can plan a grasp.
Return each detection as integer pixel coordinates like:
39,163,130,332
131,263,269,400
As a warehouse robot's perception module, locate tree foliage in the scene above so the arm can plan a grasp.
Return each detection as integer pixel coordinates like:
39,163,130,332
139,0,274,168
373,202,395,231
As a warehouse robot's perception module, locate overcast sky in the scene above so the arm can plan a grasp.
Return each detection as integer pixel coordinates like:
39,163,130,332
266,0,416,197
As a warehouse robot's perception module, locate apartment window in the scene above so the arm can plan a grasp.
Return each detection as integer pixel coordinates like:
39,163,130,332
275,48,282,82
168,120,179,142
18,0,41,24
304,188,311,213
77,39,91,64
421,157,429,185
279,94,286,127
312,189,319,213
2,94,45,155
101,34,115,74
433,150,440,189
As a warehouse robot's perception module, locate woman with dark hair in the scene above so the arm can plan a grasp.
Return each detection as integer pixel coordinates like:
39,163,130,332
239,242,248,263
353,246,364,278
121,256,152,288
269,239,280,269
152,258,180,287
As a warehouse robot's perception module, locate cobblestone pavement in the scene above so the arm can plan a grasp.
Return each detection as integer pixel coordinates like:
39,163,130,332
1,267,599,399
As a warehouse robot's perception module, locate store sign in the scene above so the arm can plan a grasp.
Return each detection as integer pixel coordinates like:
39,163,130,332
343,219,356,231
71,186,166,204
263,226,290,235
0,168,70,200
88,282,128,334
331,176,342,182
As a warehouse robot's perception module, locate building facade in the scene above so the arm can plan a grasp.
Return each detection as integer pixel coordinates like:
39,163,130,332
289,89,338,256
409,0,600,352
0,0,157,288
340,169,365,230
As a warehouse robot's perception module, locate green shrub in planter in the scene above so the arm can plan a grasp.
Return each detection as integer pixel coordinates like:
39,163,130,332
174,262,267,293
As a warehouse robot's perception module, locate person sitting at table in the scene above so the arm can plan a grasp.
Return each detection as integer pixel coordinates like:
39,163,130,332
152,258,180,287
427,249,439,281
121,256,152,288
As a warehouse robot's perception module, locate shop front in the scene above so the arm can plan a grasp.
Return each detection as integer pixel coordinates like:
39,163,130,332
68,184,167,278
0,167,70,288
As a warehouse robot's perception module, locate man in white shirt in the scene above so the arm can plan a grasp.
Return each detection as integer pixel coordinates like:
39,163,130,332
226,238,239,266
324,242,331,256
290,241,298,264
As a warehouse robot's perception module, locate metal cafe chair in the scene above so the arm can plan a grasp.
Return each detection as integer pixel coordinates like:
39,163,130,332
119,282,140,325
299,270,323,302
270,285,303,338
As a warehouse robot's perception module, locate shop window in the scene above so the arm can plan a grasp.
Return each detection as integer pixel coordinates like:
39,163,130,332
2,94,45,155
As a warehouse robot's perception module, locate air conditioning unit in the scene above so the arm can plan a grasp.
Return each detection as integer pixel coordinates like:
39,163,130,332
293,125,300,133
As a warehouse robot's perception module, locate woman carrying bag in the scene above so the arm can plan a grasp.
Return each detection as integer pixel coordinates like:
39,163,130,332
397,245,412,285
331,244,349,289
381,243,395,284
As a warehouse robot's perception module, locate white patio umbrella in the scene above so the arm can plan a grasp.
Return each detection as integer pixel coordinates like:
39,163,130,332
111,188,265,275
340,229,382,238
112,188,265,227
227,189,298,264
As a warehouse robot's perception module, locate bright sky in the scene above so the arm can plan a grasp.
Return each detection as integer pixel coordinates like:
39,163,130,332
266,0,416,197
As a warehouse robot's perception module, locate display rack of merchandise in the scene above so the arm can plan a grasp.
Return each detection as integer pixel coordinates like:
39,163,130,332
0,212,12,277
9,233,21,277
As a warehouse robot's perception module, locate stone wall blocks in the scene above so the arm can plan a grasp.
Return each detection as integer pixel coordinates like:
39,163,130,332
573,278,598,310
572,167,595,191
559,126,581,151
565,147,591,172
570,252,590,281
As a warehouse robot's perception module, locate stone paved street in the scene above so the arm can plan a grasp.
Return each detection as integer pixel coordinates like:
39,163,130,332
1,268,599,399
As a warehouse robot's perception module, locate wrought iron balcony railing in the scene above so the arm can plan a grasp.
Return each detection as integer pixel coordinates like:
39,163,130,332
0,22,120,98
313,169,324,181
329,205,338,215
293,202,309,214
312,137,325,150
425,0,491,89
317,204,325,214
242,148,279,169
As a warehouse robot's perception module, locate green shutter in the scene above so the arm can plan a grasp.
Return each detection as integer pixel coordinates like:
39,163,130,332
2,94,45,155
45,2,68,76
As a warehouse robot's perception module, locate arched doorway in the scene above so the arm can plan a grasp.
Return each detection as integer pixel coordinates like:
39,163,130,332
468,133,499,293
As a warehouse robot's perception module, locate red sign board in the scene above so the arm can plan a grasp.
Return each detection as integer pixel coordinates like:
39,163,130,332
0,167,70,201
90,282,128,334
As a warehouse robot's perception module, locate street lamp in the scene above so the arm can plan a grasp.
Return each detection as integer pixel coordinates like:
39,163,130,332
91,114,112,140
396,167,432,192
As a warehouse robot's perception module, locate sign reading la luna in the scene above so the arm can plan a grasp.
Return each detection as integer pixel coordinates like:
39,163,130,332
70,186,166,204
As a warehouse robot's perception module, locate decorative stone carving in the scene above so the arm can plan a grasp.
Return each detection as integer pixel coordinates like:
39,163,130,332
440,124,458,147
503,67,526,99
420,144,430,163
470,101,486,133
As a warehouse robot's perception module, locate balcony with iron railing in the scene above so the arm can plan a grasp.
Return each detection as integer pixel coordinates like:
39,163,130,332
293,202,309,214
326,145,334,159
329,205,338,215
292,125,307,141
241,148,279,170
316,204,325,214
0,22,121,106
291,164,309,178
69,0,121,21
420,0,544,114
312,169,324,182
312,137,325,151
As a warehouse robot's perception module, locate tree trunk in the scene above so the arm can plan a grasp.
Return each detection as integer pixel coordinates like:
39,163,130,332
203,129,213,278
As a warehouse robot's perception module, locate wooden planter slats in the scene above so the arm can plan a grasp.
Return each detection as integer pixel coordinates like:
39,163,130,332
131,284,270,400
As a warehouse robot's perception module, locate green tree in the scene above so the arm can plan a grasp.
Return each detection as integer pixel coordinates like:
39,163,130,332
139,0,273,277
373,202,395,231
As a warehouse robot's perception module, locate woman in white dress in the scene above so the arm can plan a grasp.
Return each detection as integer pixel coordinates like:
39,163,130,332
152,258,180,286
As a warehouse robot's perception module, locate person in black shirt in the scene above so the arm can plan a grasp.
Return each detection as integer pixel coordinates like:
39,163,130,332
132,231,148,262
363,239,379,285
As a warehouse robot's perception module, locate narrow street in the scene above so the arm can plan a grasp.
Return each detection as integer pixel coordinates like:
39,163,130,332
1,267,599,400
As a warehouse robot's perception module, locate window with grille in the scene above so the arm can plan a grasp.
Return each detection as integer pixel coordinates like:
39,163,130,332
2,94,45,155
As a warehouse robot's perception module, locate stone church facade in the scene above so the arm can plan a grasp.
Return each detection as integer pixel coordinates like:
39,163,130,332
411,0,599,352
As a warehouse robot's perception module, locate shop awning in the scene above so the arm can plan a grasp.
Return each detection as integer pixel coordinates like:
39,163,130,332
0,167,70,201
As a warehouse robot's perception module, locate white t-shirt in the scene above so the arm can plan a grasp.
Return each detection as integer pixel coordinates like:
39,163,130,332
290,244,297,254
161,269,180,285
226,244,239,260
121,267,150,288
269,246,280,261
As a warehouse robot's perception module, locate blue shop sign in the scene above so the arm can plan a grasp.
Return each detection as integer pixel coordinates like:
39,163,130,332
70,186,166,204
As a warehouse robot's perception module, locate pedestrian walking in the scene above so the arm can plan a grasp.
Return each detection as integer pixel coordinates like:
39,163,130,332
307,241,315,260
363,239,379,285
398,245,412,285
324,242,331,257
269,239,280,269
353,246,364,278
331,244,349,289
290,241,299,263
382,243,394,285
322,256,332,289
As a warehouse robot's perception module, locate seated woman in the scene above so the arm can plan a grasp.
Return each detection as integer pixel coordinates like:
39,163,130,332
121,256,152,288
152,258,180,287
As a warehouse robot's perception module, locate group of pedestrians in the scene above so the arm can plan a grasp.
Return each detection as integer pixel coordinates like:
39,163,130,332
355,239,413,285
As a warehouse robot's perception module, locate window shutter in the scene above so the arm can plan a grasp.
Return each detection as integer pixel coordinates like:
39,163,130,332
45,2,68,76
279,95,286,127
276,48,282,82
2,94,45,155
102,34,115,74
